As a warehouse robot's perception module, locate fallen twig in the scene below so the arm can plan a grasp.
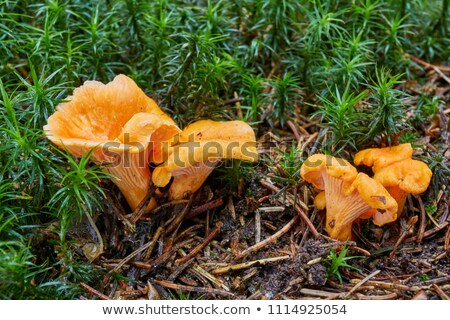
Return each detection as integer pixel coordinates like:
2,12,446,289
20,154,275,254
356,292,398,300
80,282,111,300
166,194,196,234
432,284,449,300
210,255,290,275
175,221,223,265
260,179,320,238
236,215,299,258
415,196,426,243
187,198,224,219
344,270,381,298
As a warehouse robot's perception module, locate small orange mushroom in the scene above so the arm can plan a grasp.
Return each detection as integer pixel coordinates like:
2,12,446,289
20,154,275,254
152,120,258,200
354,144,432,217
354,143,413,173
300,154,397,240
44,74,180,212
373,159,432,220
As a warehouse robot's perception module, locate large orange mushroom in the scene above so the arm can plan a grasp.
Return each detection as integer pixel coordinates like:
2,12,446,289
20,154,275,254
354,144,432,218
152,120,258,200
44,74,180,212
301,154,397,240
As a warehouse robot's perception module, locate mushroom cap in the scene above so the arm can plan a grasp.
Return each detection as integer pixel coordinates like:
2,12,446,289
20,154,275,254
350,173,398,212
354,143,413,172
373,159,432,194
178,120,258,162
44,74,179,162
152,119,258,199
300,154,358,190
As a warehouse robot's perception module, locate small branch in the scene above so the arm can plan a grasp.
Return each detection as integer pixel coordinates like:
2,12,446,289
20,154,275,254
210,255,290,275
260,179,320,238
175,221,223,265
80,282,110,300
344,270,380,299
186,198,224,219
236,215,299,258
416,196,426,244
165,194,195,234
432,284,449,300
130,183,157,223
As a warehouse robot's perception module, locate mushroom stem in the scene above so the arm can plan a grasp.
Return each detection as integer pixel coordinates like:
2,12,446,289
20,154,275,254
103,149,156,212
323,174,372,240
386,186,407,217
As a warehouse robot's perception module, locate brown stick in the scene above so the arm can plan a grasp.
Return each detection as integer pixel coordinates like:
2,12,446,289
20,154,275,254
175,222,223,265
260,179,320,238
416,196,426,243
236,215,300,258
432,284,449,300
356,292,398,300
80,282,111,300
445,225,450,251
286,120,301,141
405,221,450,243
210,255,290,275
130,184,157,223
420,275,450,286
187,198,224,219
344,270,380,298
165,194,195,234
152,280,233,297
406,53,450,73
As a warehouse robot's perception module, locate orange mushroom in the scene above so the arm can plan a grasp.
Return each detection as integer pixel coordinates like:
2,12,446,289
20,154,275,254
301,154,397,240
354,143,413,173
152,120,258,200
354,144,432,217
373,159,432,220
44,74,180,212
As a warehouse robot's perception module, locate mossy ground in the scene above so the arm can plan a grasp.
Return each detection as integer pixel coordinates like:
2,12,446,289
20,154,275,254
0,0,449,299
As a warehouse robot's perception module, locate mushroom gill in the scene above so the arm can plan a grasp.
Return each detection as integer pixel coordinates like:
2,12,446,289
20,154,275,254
301,154,397,240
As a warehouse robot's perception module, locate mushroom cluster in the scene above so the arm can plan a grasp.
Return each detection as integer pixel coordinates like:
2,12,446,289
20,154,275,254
44,75,258,213
301,144,432,241
301,154,397,240
354,143,432,224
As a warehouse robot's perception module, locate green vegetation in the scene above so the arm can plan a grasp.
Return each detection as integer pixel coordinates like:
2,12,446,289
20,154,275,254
324,244,362,284
0,0,448,298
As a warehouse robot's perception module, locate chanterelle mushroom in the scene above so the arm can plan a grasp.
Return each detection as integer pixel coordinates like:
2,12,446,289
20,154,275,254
354,144,432,217
300,154,397,240
44,74,180,212
354,143,413,173
152,120,258,200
